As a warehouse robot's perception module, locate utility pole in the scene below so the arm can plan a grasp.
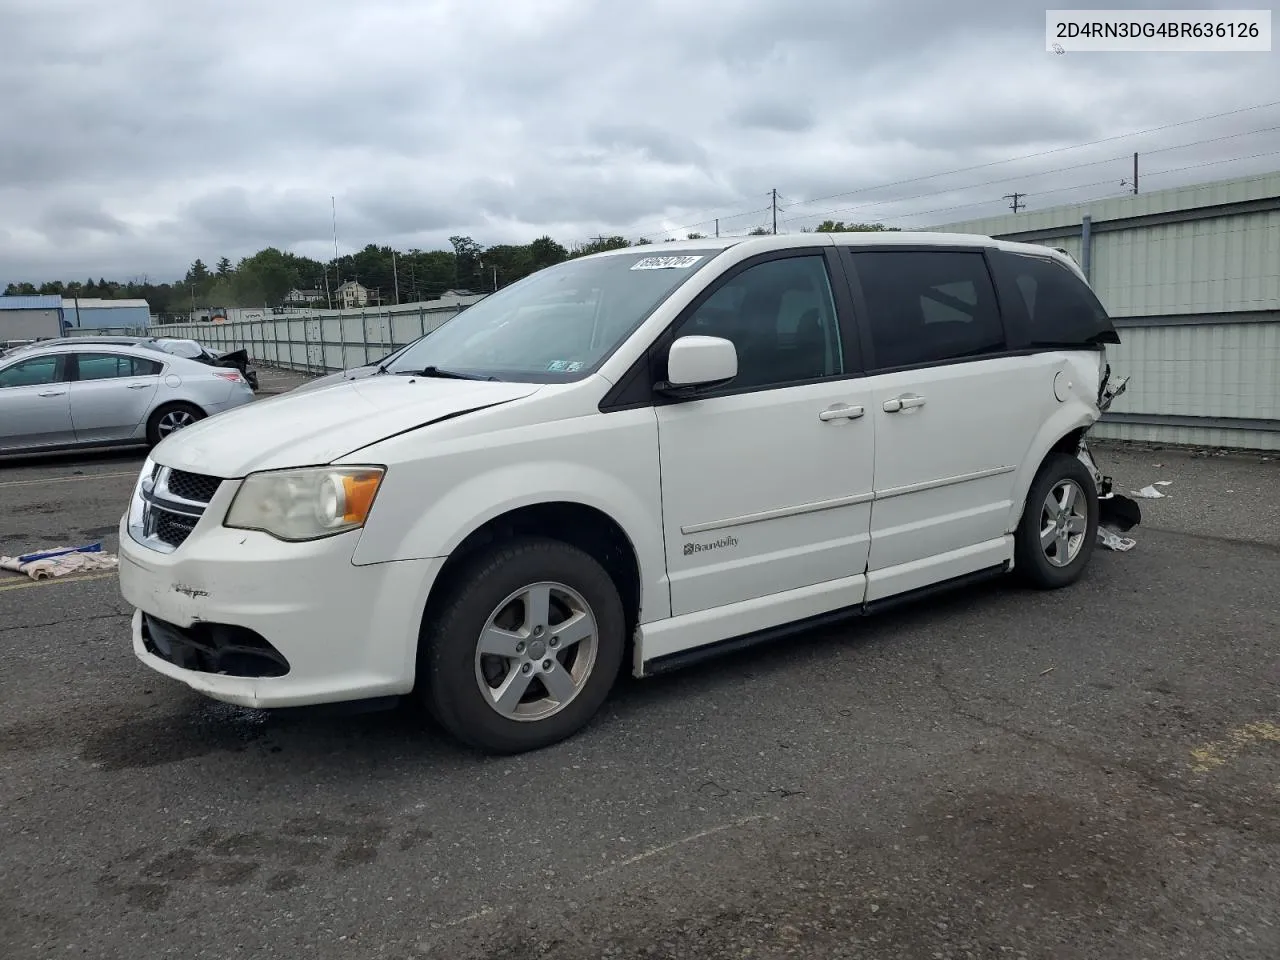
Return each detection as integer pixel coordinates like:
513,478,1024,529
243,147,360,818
392,251,400,305
771,188,778,234
331,196,340,298
715,218,719,238
1121,152,1140,194
1004,192,1026,213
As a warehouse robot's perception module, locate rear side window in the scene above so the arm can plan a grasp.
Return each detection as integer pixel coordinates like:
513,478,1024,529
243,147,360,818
993,252,1119,347
74,352,163,381
847,250,1006,370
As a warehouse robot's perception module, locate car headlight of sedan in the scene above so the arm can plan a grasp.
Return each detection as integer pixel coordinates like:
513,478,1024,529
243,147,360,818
224,466,385,541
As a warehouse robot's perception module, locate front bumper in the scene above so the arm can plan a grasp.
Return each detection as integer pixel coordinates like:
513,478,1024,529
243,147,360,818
118,508,445,709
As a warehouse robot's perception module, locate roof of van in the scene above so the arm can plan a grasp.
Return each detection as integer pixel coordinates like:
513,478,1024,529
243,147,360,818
582,233,1092,289
588,231,1069,257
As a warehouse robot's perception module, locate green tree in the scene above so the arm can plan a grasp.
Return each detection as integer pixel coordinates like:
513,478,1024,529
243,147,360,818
449,236,483,290
232,247,306,306
215,257,232,278
570,236,630,258
748,226,771,235
185,259,210,284
809,220,899,233
527,235,568,270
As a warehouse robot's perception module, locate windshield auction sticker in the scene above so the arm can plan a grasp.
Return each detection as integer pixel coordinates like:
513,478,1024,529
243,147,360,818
630,255,705,270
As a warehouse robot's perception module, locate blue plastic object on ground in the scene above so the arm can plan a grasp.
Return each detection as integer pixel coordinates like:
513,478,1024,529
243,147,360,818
15,542,103,565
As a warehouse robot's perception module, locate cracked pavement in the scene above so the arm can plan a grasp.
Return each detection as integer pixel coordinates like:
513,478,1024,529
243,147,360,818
2,408,1279,959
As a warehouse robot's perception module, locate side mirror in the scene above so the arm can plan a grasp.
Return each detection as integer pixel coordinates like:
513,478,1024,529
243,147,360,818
657,335,737,397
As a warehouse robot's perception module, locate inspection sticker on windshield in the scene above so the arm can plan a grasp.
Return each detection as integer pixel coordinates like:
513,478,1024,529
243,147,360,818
547,360,584,372
631,255,704,270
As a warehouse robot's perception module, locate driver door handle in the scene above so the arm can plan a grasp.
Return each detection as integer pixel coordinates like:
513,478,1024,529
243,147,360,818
819,403,865,422
38,390,67,397
883,394,926,413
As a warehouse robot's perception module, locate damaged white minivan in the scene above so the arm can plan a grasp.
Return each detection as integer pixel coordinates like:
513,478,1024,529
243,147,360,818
118,232,1136,753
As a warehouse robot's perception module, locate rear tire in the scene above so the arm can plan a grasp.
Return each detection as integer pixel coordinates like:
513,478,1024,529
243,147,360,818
1014,452,1098,589
146,402,205,447
418,537,626,754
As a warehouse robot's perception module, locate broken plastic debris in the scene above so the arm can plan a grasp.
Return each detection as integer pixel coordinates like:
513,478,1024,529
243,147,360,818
0,542,118,581
1130,483,1171,499
1097,527,1137,552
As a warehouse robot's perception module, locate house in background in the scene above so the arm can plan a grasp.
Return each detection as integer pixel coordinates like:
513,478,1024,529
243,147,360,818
283,288,326,308
335,280,369,309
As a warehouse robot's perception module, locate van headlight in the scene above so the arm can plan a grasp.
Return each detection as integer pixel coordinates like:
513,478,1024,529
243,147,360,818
224,466,385,541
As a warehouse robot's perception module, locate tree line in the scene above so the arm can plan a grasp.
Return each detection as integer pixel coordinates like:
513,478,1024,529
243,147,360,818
3,220,895,321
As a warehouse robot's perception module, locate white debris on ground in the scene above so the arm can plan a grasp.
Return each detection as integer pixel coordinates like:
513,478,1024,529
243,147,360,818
0,546,119,581
1131,481,1173,499
1097,527,1137,552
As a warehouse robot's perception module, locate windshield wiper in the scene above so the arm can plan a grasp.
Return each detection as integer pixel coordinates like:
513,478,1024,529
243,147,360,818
399,365,501,381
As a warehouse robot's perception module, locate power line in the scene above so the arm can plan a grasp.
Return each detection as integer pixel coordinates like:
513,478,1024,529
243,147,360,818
781,98,1280,212
780,122,1280,228
880,148,1280,226
633,99,1280,241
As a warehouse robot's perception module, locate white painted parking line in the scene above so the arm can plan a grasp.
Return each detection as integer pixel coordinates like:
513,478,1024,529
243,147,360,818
0,471,139,488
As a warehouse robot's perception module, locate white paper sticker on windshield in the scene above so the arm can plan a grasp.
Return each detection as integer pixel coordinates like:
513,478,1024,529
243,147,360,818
630,255,704,271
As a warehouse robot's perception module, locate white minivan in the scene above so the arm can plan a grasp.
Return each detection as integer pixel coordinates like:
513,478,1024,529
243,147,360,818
118,232,1131,753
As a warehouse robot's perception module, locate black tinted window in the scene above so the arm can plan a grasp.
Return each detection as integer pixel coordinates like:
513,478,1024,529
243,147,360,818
75,352,162,381
996,252,1119,347
849,250,1006,370
0,355,63,388
671,254,843,390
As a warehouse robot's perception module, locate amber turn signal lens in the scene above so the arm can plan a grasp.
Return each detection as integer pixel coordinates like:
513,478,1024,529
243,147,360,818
341,472,382,523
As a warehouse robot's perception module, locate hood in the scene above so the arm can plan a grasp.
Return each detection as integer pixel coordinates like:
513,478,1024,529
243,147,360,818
153,375,542,477
290,364,379,394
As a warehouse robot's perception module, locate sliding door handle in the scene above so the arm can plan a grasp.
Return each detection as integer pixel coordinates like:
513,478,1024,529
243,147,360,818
883,394,926,413
819,403,865,422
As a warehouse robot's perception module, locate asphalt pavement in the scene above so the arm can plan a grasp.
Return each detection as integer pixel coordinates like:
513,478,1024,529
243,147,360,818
2,384,1278,960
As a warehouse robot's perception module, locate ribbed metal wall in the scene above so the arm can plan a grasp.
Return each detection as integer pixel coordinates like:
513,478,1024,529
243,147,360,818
1093,210,1280,316
934,171,1280,451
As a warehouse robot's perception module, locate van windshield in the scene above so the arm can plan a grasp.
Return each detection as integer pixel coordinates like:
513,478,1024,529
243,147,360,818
385,250,722,382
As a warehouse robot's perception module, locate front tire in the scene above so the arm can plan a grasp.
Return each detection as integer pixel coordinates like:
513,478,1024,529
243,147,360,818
1014,452,1099,589
418,537,626,754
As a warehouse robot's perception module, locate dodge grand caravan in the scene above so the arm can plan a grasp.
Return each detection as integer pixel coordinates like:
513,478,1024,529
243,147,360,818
118,232,1132,754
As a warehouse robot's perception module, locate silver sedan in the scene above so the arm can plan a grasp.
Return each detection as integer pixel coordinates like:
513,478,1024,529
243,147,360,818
0,341,255,455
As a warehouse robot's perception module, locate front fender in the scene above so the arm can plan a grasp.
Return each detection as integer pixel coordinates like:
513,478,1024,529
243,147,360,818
348,407,671,622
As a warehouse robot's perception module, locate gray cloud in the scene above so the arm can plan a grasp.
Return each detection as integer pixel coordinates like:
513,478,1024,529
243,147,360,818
730,100,816,134
1,0,1278,286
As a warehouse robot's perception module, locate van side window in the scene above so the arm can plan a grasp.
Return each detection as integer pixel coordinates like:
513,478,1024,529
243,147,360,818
998,253,1120,347
847,250,1005,370
671,254,844,390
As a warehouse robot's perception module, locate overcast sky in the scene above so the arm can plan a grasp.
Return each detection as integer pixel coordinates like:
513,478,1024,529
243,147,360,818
2,0,1279,286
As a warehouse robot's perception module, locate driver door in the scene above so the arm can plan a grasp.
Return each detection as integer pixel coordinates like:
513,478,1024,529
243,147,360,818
655,250,875,619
